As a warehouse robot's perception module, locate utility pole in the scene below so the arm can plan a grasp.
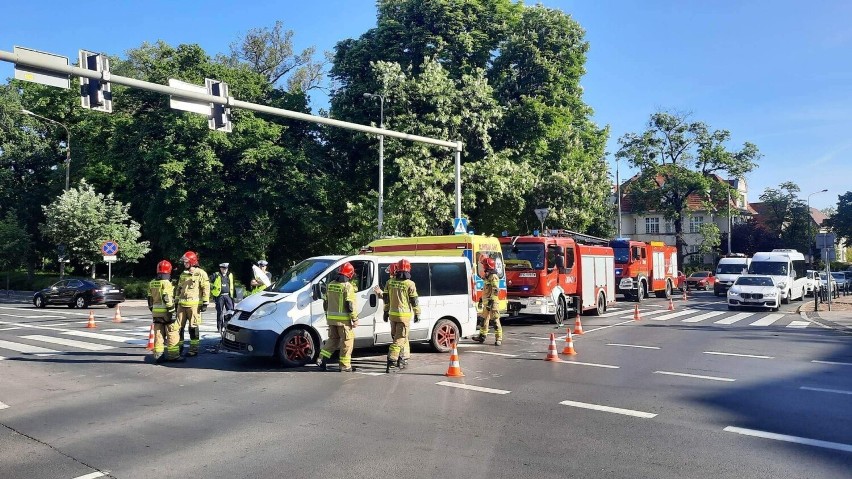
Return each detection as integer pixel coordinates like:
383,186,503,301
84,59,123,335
727,186,732,255
616,158,622,237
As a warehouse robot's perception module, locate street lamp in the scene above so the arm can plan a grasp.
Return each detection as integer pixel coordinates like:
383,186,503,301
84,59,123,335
807,189,828,266
615,157,622,237
363,92,385,236
21,109,71,191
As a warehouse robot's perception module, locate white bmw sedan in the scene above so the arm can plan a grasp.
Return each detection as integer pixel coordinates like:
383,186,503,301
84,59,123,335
727,275,780,311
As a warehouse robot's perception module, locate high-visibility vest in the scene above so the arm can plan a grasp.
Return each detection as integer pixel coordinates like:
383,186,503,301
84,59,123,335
482,272,500,311
177,268,210,307
148,279,175,317
211,272,234,297
384,278,420,320
325,281,357,322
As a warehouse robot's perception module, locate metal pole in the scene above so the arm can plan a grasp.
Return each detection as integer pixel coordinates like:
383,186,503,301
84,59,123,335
616,159,622,237
108,261,112,283
727,187,731,255
379,95,384,236
455,143,463,221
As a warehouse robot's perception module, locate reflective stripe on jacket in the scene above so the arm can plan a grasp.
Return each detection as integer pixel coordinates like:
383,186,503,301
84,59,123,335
325,281,357,322
177,268,210,307
383,278,420,320
148,279,175,315
482,272,500,310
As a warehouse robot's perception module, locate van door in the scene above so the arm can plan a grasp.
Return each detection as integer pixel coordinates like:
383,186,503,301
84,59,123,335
311,260,379,348
428,261,471,340
373,262,431,344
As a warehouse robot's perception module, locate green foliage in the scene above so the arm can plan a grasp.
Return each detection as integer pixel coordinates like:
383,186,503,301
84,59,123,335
758,182,811,252
0,212,30,272
697,223,721,256
826,191,852,241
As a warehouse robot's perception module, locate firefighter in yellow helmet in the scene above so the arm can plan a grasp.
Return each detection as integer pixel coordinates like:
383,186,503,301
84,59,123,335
316,262,359,372
474,256,503,346
176,251,210,357
147,260,183,363
383,258,420,373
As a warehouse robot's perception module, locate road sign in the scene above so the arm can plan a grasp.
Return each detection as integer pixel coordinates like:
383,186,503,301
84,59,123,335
168,78,212,115
103,255,117,263
13,46,69,89
816,232,836,250
534,208,549,223
101,240,119,256
453,217,468,235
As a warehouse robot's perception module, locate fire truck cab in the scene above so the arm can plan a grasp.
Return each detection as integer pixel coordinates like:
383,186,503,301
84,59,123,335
611,239,677,302
500,230,615,325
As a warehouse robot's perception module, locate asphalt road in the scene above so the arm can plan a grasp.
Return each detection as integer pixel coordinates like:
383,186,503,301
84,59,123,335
1,291,850,479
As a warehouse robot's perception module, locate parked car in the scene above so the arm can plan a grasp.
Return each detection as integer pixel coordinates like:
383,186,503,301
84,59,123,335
805,270,821,296
831,272,849,292
33,279,126,309
818,273,838,295
727,275,780,311
685,271,716,291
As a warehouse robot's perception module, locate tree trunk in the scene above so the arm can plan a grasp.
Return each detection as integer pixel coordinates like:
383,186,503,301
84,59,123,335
674,216,685,270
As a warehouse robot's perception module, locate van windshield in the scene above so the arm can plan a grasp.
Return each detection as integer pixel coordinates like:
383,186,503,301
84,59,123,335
270,259,336,294
502,243,545,270
748,261,788,276
717,263,746,274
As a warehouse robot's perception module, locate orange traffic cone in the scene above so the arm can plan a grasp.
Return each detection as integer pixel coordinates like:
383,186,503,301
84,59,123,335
112,304,123,323
145,323,155,351
562,328,577,356
572,313,584,335
86,310,97,328
444,342,465,377
668,298,675,311
545,333,560,362
633,304,641,321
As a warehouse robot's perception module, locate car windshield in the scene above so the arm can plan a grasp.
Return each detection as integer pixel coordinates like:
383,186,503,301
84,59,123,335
819,273,832,281
736,276,773,286
502,243,545,270
717,263,745,274
690,272,709,278
831,273,845,280
748,261,787,276
269,258,336,294
613,246,629,264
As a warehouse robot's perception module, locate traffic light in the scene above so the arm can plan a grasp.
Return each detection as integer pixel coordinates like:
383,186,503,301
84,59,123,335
78,50,112,112
206,78,232,132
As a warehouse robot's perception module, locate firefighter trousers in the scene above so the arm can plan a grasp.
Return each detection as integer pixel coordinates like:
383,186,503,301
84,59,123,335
388,319,410,361
479,309,502,340
319,322,354,368
153,315,182,360
177,306,201,355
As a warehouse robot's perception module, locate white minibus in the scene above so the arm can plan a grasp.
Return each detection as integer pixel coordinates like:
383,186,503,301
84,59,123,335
747,249,807,303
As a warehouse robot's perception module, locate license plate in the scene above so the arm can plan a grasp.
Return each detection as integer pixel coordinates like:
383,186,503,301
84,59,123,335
225,332,236,342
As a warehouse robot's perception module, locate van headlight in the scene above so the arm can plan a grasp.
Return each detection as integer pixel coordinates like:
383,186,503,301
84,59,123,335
251,302,278,320
776,281,786,290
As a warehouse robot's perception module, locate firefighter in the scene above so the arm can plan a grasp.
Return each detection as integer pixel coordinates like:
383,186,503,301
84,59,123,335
147,260,183,363
374,263,412,363
210,262,235,333
176,251,210,357
316,262,359,372
384,259,420,373
474,256,503,346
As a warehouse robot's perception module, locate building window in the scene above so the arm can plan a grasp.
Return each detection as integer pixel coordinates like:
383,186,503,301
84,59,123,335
690,216,704,233
645,217,660,234
664,219,673,234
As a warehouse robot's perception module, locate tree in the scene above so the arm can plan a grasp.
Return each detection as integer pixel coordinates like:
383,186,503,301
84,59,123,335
731,220,779,256
615,111,760,268
826,191,852,242
697,223,721,258
0,212,30,289
41,180,150,276
758,182,811,253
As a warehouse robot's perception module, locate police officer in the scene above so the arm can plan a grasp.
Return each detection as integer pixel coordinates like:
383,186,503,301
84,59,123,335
147,260,183,363
210,262,235,333
316,262,359,372
176,251,210,357
250,260,272,295
383,259,420,373
474,256,503,346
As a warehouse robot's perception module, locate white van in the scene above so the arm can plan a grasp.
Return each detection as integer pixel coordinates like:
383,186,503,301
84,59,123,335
714,255,751,296
222,255,477,367
747,249,807,304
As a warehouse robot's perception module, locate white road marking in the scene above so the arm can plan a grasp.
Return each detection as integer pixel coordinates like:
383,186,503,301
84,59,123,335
62,331,136,343
0,313,65,319
621,309,668,319
22,335,115,351
648,309,697,321
584,319,636,333
557,360,620,369
749,314,785,326
356,372,385,376
714,312,753,325
599,308,636,318
467,350,518,357
786,320,810,328
436,381,511,395
800,386,852,395
455,343,480,348
681,311,726,323
0,401,8,409
0,339,59,355
39,323,70,327
654,370,735,382
723,426,852,453
607,343,660,350
0,327,21,331
72,472,107,479
811,360,852,367
559,400,656,418
703,351,774,359
0,306,90,316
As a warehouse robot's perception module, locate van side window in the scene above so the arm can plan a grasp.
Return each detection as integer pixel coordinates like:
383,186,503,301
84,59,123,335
378,263,393,287
430,263,467,296
410,263,431,296
350,261,373,292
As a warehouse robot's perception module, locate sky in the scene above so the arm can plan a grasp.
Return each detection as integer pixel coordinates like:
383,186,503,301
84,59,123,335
2,0,850,210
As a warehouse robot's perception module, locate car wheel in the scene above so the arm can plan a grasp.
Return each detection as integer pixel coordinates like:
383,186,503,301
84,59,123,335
276,328,317,367
554,297,567,326
782,290,790,304
33,295,46,308
431,318,459,353
796,288,805,302
593,292,606,316
73,295,88,309
635,282,644,303
106,303,117,308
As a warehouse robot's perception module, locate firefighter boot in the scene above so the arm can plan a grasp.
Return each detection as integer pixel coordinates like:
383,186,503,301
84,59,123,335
386,359,397,373
397,357,408,370
340,364,358,373
495,329,503,346
317,358,328,371
473,333,486,344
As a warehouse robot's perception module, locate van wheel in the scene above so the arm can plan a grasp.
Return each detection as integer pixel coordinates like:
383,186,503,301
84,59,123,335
782,290,791,304
276,329,316,368
796,288,805,301
554,297,567,326
431,318,459,353
593,292,606,316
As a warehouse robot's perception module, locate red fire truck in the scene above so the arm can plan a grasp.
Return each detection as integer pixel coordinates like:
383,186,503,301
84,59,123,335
500,230,616,325
609,239,678,302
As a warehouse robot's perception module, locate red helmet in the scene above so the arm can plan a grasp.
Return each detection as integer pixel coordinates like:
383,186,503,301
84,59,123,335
396,259,411,272
482,257,496,271
156,260,172,275
181,251,199,267
338,262,355,279
387,263,398,275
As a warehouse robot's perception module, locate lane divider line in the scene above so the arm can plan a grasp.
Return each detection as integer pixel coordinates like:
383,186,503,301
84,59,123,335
654,370,735,382
607,343,660,350
467,350,519,357
584,319,636,333
559,400,656,418
0,401,8,410
723,426,852,453
703,351,774,359
800,386,852,395
72,472,108,479
436,381,511,395
557,360,619,369
811,360,852,367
